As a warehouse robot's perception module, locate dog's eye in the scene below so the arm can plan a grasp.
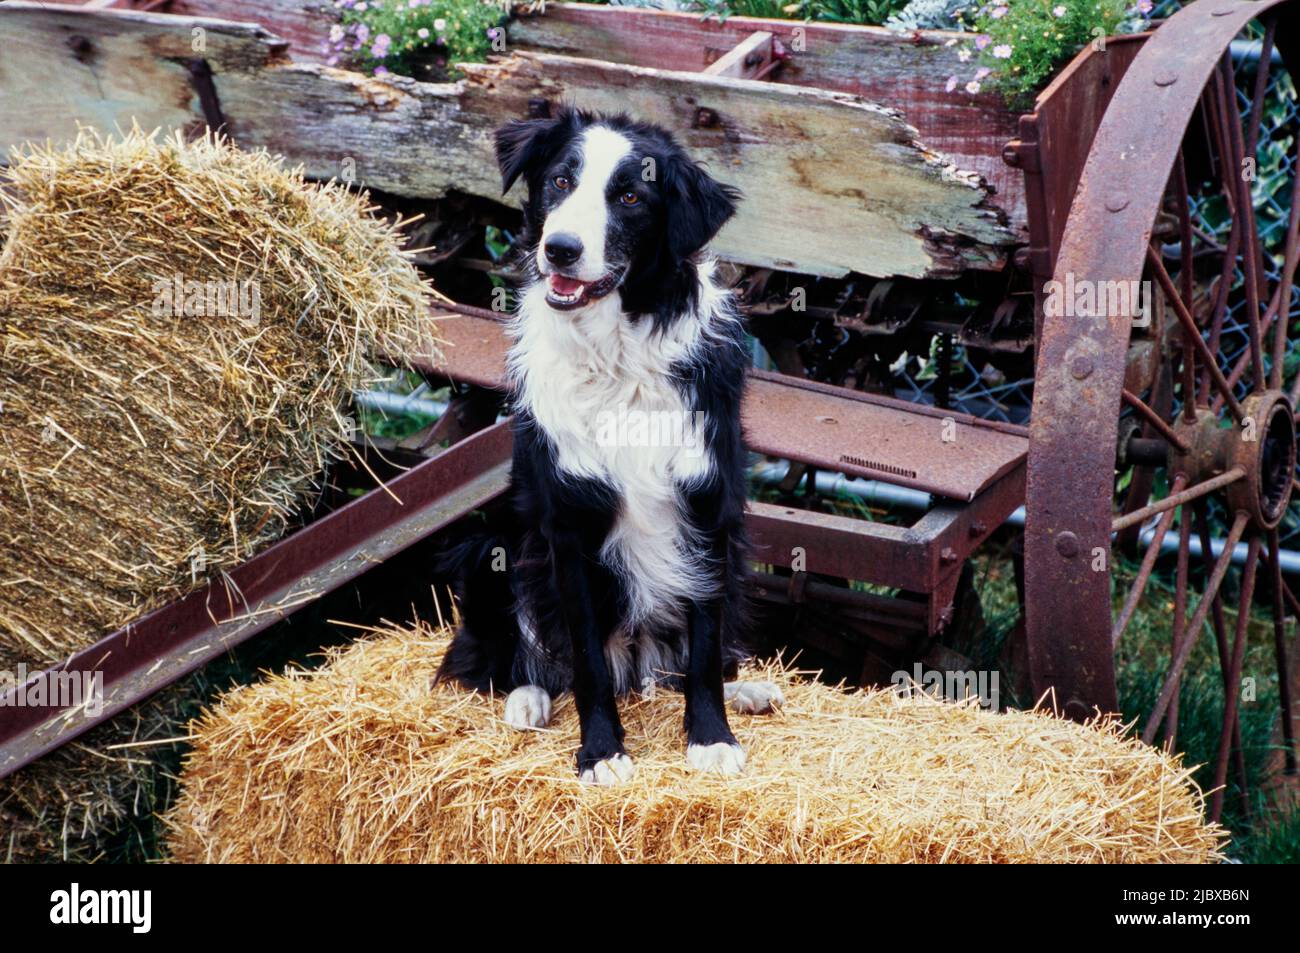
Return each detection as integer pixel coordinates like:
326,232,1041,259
553,175,570,190
619,191,639,206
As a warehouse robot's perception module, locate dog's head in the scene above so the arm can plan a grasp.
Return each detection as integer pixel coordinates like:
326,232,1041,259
495,106,739,314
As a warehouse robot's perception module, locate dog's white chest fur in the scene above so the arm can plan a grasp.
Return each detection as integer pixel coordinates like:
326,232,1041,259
509,270,731,634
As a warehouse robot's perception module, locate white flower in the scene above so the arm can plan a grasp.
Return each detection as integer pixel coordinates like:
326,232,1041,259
966,80,982,93
992,44,1012,58
946,75,959,92
417,27,430,39
1053,4,1067,15
434,17,447,31
958,48,971,62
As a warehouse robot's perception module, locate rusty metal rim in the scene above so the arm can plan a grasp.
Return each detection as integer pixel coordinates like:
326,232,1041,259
1024,0,1295,721
0,421,513,780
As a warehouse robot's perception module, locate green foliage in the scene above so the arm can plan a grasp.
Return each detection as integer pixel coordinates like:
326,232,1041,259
691,0,910,25
327,0,506,81
946,0,1146,105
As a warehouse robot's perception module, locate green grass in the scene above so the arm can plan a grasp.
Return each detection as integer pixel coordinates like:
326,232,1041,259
968,540,1300,863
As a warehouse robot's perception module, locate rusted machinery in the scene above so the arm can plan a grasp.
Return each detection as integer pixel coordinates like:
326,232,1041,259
1,0,1297,824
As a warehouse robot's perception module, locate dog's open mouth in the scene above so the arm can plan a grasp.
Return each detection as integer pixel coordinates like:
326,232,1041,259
545,272,619,311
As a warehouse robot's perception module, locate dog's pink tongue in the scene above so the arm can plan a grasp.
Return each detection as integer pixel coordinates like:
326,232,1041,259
549,275,584,295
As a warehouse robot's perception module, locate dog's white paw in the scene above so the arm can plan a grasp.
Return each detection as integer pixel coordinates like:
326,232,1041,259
725,680,785,715
503,685,552,730
687,742,747,776
580,753,636,786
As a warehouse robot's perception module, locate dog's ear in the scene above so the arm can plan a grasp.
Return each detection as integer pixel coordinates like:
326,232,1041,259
495,107,578,194
665,156,740,263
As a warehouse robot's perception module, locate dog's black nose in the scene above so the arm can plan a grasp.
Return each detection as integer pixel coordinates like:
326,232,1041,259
544,233,583,268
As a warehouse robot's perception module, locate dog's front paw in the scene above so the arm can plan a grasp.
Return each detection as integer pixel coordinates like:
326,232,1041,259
725,680,785,715
503,685,552,730
579,753,636,786
687,742,746,776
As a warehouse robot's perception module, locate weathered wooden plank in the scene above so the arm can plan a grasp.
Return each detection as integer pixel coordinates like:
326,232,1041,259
511,4,1026,230
0,2,289,150
0,3,1015,278
452,52,1013,277
145,0,332,63
35,1,1027,228
702,31,774,80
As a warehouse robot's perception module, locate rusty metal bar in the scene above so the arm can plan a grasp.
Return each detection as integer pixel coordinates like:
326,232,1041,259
1121,388,1190,452
1146,244,1246,420
1112,472,1188,646
1111,467,1244,534
1143,510,1250,744
1267,529,1298,774
1210,534,1261,823
0,421,513,780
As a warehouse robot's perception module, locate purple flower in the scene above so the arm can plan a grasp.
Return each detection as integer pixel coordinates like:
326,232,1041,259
945,75,959,92
974,66,992,80
374,65,389,76
355,23,370,42
975,34,991,50
1136,0,1153,11
990,5,1007,18
371,33,391,58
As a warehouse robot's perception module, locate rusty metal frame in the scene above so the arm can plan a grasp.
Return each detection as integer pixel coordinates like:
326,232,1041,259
1024,0,1295,721
0,421,512,780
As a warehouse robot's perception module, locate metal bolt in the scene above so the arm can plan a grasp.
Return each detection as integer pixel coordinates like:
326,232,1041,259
1105,194,1129,213
1002,142,1022,167
1070,356,1094,380
1055,532,1080,558
969,521,987,538
940,547,959,565
1154,71,1178,87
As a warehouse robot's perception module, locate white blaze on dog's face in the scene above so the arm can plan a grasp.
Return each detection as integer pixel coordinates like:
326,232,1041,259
535,126,632,294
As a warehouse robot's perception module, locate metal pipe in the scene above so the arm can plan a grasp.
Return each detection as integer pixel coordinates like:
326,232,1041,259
353,391,448,418
750,460,1300,575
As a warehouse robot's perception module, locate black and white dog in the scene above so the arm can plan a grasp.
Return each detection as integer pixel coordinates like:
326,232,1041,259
438,107,781,784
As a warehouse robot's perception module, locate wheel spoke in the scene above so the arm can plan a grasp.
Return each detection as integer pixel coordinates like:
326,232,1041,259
1143,511,1250,745
1167,509,1194,747
1210,534,1260,824
1112,466,1245,534
1266,529,1297,774
1147,245,1246,420
1243,18,1276,165
1274,128,1300,393
1193,500,1249,805
1113,473,1188,647
1219,54,1268,391
1121,388,1191,453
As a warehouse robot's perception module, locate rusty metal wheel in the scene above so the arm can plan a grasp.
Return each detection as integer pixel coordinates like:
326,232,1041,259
1025,0,1300,820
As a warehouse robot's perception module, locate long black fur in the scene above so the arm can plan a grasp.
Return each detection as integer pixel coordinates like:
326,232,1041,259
437,106,751,774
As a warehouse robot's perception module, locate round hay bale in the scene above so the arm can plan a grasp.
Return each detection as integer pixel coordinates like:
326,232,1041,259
0,126,430,665
0,127,432,860
165,624,1227,863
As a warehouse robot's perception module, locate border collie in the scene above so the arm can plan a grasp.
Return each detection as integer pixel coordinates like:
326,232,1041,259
438,106,782,784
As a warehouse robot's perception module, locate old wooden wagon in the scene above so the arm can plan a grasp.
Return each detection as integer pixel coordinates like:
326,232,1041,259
1,0,1297,823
